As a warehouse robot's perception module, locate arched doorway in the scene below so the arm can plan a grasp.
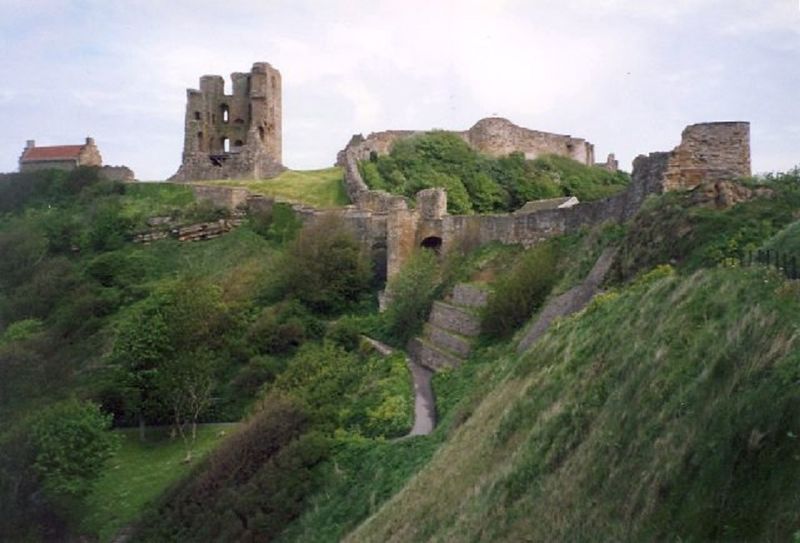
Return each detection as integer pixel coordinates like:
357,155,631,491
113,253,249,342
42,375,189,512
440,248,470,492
420,236,443,255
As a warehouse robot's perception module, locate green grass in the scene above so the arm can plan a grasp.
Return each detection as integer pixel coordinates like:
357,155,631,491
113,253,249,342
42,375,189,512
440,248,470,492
206,167,350,208
71,423,235,542
346,266,800,542
118,182,196,222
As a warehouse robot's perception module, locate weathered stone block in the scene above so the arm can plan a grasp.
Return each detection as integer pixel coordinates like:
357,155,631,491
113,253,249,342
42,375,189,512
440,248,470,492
424,324,472,358
450,283,489,309
408,337,462,371
429,301,481,337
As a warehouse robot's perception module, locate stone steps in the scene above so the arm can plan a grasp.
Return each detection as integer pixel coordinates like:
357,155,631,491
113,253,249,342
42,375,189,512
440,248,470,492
407,337,463,371
429,301,481,337
449,283,489,309
424,324,472,358
408,282,489,372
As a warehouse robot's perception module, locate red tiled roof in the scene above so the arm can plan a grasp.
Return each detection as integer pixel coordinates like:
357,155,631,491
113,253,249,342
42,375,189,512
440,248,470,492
21,145,84,162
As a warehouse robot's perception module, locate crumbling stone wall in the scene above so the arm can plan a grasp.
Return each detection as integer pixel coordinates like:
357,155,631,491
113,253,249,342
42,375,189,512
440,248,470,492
663,122,751,191
460,117,595,164
171,62,285,182
100,165,136,182
187,120,751,283
337,118,602,177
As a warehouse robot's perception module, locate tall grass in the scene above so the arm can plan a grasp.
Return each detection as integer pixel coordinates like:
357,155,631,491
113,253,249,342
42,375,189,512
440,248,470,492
346,267,800,542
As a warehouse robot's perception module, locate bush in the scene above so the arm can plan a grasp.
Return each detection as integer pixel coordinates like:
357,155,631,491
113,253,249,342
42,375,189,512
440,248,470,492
278,215,373,314
248,301,322,355
383,250,441,345
326,316,363,351
30,399,119,497
482,243,559,339
134,392,330,542
360,132,629,213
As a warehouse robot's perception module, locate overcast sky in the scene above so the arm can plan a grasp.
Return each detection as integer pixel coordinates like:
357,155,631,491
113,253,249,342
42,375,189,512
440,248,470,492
0,0,797,180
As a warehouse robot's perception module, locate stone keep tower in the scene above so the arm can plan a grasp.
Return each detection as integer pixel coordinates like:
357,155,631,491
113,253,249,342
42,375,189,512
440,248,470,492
171,62,285,181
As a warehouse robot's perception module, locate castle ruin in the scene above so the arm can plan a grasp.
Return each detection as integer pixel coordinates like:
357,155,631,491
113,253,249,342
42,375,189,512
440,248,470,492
171,62,285,182
338,117,617,172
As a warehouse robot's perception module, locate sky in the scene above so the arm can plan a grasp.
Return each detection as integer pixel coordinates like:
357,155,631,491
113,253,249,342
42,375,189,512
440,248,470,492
0,0,798,180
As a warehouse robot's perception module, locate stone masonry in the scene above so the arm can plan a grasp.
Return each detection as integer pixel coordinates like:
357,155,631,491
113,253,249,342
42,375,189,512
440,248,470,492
171,62,285,182
187,119,752,284
19,137,102,172
337,117,605,168
336,119,752,279
407,283,489,371
663,122,751,191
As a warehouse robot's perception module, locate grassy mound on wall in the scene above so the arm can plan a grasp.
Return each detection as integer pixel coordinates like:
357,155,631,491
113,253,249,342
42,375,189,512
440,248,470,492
359,132,629,214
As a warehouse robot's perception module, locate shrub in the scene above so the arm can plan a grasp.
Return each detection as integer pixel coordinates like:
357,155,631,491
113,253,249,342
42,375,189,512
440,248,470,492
326,316,363,351
134,392,330,542
248,301,321,355
482,243,559,339
30,399,119,497
278,215,373,314
360,132,629,214
383,250,441,345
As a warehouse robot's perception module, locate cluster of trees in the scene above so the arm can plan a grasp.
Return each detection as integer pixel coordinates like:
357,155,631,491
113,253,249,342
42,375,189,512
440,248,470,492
359,132,629,214
0,167,395,539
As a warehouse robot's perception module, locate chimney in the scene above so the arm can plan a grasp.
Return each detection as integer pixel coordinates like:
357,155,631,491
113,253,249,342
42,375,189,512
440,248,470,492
85,137,95,146
26,140,35,149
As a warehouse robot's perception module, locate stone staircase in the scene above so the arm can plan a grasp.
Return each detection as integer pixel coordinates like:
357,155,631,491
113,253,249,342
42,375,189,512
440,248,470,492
407,283,488,371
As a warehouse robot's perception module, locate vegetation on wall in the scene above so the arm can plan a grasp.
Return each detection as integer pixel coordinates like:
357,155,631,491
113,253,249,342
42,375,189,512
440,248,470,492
358,132,629,214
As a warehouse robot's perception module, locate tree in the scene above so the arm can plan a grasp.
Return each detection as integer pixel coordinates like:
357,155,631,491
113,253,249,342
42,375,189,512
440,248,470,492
157,350,216,462
111,277,228,444
30,399,118,497
279,215,373,314
384,249,441,345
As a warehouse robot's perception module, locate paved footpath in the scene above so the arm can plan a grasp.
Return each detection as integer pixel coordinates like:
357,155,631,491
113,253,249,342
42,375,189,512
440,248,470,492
362,336,436,436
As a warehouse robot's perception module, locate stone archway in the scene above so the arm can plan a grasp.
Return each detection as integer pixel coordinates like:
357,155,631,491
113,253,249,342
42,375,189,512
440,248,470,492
420,236,443,255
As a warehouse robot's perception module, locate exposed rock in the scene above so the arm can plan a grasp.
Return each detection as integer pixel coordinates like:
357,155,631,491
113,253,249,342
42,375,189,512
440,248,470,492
689,180,773,209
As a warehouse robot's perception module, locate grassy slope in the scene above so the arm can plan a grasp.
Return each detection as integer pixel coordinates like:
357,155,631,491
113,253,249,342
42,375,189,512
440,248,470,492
347,267,800,542
71,424,235,542
206,167,349,208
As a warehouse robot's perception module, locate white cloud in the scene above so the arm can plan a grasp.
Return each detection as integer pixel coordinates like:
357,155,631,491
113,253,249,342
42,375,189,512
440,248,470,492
0,0,797,177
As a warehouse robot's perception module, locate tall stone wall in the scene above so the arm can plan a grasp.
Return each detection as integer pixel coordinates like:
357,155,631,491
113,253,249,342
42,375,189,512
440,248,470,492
663,122,750,191
171,62,284,182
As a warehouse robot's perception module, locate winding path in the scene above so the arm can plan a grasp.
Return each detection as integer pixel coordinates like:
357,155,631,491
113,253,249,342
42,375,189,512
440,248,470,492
362,336,436,436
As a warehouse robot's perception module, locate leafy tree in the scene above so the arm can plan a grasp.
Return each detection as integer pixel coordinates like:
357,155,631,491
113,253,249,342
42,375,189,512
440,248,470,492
383,249,441,345
30,399,119,497
279,214,372,314
361,133,629,213
157,349,216,461
111,278,229,441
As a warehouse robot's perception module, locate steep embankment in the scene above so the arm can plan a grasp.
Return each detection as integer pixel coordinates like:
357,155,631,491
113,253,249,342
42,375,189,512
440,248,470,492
347,266,800,542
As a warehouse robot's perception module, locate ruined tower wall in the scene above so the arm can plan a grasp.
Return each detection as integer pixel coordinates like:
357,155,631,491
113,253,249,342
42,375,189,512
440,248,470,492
172,62,284,182
663,122,750,191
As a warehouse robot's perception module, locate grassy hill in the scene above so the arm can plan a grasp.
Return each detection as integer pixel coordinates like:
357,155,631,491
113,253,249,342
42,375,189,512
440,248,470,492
204,167,350,208
3,164,800,542
346,265,800,541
